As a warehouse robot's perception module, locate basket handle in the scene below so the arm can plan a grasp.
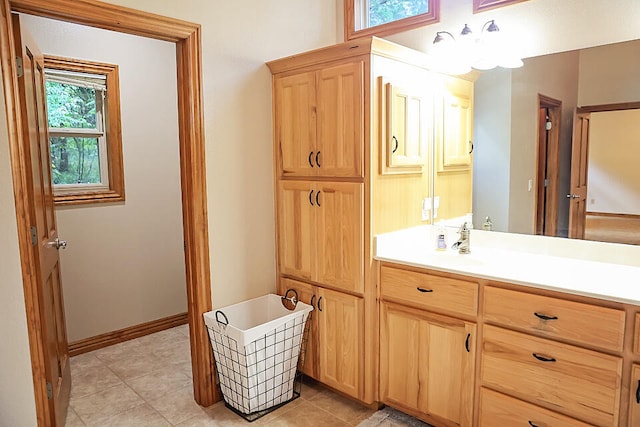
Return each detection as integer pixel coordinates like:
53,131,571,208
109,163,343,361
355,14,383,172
215,310,229,326
281,289,299,310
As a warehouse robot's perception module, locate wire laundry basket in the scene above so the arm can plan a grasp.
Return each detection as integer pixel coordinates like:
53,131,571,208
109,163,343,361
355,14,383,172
203,291,313,421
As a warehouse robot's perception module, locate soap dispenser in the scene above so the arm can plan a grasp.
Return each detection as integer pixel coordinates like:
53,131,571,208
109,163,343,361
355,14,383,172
482,216,493,231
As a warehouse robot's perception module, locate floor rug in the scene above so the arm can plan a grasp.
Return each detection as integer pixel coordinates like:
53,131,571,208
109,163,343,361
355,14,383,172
357,406,433,427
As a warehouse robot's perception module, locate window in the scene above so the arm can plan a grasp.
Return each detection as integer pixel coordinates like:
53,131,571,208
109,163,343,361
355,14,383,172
44,56,124,205
345,0,440,41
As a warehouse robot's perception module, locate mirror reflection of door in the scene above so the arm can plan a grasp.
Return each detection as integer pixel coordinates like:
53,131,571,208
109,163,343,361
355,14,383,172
569,105,640,245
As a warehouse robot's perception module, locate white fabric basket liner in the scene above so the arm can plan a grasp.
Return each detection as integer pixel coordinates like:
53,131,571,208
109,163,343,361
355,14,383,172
203,294,313,415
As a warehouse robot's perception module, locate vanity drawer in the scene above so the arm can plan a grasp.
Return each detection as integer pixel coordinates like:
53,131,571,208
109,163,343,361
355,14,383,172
479,387,591,427
483,286,625,352
481,325,622,427
380,265,478,317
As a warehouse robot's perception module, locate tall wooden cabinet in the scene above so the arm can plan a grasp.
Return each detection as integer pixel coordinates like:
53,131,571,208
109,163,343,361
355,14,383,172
268,37,439,403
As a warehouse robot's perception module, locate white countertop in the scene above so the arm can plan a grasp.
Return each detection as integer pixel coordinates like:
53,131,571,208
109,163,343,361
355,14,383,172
375,226,640,305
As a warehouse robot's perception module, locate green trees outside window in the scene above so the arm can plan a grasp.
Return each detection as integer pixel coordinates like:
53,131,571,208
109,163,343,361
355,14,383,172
368,0,429,27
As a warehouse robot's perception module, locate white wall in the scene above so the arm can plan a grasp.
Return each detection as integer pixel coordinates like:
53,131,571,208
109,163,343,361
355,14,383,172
588,109,640,215
473,67,512,232
0,71,38,425
21,15,187,342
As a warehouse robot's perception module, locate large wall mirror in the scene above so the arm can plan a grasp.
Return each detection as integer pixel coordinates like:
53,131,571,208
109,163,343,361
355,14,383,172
436,38,640,246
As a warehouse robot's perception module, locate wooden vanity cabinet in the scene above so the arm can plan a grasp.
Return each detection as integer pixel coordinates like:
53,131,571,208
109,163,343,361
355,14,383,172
629,364,640,426
279,278,363,397
379,265,477,427
274,62,363,178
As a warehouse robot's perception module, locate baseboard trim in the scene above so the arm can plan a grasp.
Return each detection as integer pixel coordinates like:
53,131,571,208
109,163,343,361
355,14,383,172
68,312,188,357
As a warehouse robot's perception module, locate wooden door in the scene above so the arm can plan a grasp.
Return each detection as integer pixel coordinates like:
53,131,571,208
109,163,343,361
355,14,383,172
439,77,473,171
317,288,363,398
568,112,590,239
277,180,315,281
381,303,475,427
13,14,70,427
629,364,640,426
379,302,422,413
314,182,364,293
386,82,425,169
274,72,316,177
279,278,319,379
316,62,364,177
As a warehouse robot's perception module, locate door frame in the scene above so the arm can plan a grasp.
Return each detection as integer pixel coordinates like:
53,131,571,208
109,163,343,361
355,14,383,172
0,0,218,424
534,94,561,236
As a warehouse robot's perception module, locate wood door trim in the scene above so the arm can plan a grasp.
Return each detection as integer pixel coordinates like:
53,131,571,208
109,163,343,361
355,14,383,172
68,312,188,357
534,94,561,237
578,102,640,114
0,1,217,423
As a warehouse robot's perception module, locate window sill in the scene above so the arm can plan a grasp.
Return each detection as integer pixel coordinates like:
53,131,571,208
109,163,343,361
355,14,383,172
54,189,125,206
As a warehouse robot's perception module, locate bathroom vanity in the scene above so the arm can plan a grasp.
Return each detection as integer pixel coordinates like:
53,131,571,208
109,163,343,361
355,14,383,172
376,226,640,427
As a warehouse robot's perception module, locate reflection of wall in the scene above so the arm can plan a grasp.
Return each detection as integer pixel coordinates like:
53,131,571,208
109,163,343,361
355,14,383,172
588,110,640,214
23,15,187,342
579,41,640,105
473,68,511,231
474,51,579,235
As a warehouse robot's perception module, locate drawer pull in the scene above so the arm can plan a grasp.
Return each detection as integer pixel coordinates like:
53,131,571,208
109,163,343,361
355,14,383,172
528,422,540,427
532,353,556,363
534,312,558,321
416,287,433,293
636,379,640,404
465,333,470,353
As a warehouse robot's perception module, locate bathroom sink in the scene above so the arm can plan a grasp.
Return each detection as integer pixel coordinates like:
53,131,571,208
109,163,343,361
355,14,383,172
425,250,485,268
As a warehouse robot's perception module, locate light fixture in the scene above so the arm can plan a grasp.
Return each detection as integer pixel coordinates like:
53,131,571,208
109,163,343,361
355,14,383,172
430,20,523,74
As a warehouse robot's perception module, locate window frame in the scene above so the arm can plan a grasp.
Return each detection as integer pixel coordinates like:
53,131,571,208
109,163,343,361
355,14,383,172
473,0,530,13
344,0,440,41
44,55,125,205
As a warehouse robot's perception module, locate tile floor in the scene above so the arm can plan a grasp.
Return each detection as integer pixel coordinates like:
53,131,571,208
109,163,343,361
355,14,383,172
65,325,401,426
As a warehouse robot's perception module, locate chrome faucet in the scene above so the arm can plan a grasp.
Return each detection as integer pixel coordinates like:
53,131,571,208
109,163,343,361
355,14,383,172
452,222,471,254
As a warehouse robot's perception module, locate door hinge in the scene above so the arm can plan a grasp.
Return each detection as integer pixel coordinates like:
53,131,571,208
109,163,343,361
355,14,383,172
15,56,23,78
46,382,52,400
30,226,37,246
544,179,550,187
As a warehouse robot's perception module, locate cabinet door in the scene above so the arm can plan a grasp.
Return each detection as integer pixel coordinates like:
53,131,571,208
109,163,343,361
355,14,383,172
278,181,315,280
275,72,317,177
630,364,640,426
385,81,426,172
380,303,476,427
439,77,473,171
317,62,364,177
280,278,319,380
315,182,364,293
317,288,363,398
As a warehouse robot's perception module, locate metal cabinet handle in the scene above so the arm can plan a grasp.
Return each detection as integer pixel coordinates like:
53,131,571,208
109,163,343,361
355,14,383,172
465,333,471,353
308,151,314,167
309,190,314,206
468,141,474,154
315,151,321,167
392,136,399,153
318,296,323,312
310,295,316,309
532,353,556,363
46,237,67,250
528,422,540,427
534,312,558,321
416,287,433,293
636,379,640,404
316,191,321,207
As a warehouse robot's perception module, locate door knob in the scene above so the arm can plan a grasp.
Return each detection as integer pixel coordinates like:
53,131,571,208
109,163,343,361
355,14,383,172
46,238,67,250
566,194,581,199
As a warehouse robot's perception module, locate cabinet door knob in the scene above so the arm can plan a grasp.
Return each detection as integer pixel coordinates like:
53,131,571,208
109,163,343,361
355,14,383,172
315,151,321,167
308,151,314,167
534,312,558,321
392,136,399,154
532,353,556,363
309,190,315,206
